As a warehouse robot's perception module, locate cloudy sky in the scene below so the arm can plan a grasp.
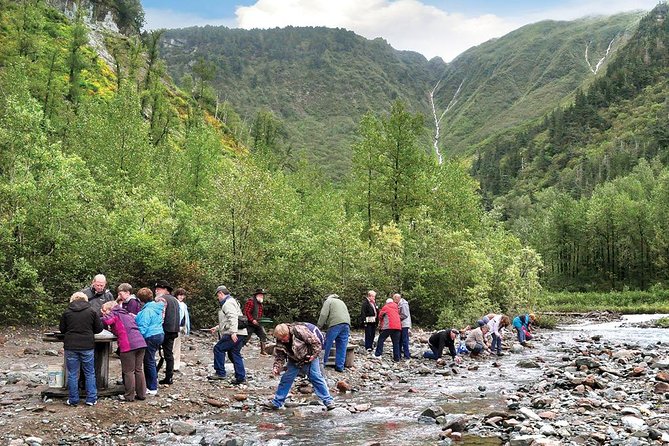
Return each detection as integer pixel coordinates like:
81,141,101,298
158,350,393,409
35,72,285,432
141,0,657,62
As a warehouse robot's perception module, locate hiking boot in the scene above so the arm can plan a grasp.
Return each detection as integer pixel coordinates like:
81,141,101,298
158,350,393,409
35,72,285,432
229,379,246,385
496,352,505,356
325,402,336,411
207,374,226,381
158,378,173,385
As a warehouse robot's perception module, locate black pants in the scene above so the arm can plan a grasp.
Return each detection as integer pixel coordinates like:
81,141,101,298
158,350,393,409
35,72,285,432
363,323,376,350
244,323,267,343
162,331,179,381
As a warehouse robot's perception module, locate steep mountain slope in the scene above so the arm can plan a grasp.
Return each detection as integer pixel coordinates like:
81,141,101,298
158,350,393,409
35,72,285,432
159,13,643,175
159,26,445,174
436,12,642,156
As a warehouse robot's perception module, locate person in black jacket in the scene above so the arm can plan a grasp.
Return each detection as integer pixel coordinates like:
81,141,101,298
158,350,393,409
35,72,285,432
422,329,462,364
80,274,114,316
360,290,378,352
155,280,180,385
59,292,104,406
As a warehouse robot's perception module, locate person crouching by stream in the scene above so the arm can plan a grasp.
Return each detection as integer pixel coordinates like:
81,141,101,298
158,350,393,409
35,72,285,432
512,313,536,346
374,298,402,361
101,301,147,401
423,328,462,364
465,324,489,356
60,292,104,406
267,323,335,411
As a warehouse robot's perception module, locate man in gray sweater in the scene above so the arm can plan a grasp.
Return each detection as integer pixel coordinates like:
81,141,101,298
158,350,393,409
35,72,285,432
317,294,350,372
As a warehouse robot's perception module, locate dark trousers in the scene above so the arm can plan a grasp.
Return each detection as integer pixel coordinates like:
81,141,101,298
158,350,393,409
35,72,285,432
244,323,267,343
364,323,376,350
120,348,146,401
213,334,247,382
375,329,401,361
162,331,178,381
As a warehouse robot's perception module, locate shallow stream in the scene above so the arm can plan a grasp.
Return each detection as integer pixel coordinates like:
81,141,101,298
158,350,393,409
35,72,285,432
151,314,668,445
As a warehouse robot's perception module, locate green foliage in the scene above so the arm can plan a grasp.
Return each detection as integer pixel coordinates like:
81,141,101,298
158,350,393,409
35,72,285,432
538,289,669,313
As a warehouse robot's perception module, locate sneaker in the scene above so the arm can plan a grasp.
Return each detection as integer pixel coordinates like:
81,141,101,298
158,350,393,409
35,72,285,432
146,389,158,396
158,378,173,385
65,399,77,407
325,402,336,411
261,400,283,410
207,374,226,381
118,395,126,401
229,379,247,385
85,400,97,406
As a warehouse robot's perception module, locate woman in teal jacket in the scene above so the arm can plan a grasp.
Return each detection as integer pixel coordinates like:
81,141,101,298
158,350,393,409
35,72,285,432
135,288,165,395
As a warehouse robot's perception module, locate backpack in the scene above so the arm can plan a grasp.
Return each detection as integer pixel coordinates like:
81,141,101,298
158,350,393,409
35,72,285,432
237,315,249,329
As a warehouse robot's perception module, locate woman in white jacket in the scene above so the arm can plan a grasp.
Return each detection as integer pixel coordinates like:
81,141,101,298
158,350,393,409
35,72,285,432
486,315,510,356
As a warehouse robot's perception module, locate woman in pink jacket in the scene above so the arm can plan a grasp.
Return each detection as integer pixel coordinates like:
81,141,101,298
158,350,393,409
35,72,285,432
374,298,402,361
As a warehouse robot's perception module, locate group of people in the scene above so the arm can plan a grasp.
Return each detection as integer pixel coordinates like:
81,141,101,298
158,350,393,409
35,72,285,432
421,313,537,363
59,275,191,406
58,277,538,411
360,291,412,362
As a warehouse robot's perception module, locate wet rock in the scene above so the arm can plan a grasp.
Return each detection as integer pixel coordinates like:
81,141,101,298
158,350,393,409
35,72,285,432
212,397,235,409
421,406,445,419
538,411,557,420
621,407,642,417
517,359,540,369
25,437,43,445
509,434,547,446
656,371,669,383
171,421,196,436
590,432,607,443
442,414,467,432
613,350,638,361
630,366,646,377
336,381,352,392
23,347,40,355
327,407,351,417
621,416,647,432
575,357,600,369
511,343,524,354
583,375,606,389
650,360,669,370
654,382,669,393
233,393,247,401
43,350,59,357
354,403,371,412
519,407,542,421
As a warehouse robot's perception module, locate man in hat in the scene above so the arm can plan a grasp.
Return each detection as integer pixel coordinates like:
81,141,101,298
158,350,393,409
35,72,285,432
80,274,114,315
243,288,268,355
208,285,247,384
155,280,180,385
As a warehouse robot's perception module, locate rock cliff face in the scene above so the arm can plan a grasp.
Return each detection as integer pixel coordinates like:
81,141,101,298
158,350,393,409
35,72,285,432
46,0,119,32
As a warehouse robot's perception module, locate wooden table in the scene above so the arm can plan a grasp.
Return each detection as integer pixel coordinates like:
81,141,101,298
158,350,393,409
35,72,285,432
41,330,124,398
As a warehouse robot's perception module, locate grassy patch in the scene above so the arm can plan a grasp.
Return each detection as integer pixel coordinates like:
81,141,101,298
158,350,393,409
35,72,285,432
655,317,669,328
537,290,669,314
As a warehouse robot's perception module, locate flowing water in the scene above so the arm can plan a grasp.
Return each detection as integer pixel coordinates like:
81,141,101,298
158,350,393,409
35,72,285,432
152,314,668,445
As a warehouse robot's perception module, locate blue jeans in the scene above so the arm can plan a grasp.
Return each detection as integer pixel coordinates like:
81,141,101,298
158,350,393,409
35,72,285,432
65,349,96,404
423,342,442,360
400,327,411,358
322,323,350,370
375,329,401,361
271,358,333,408
213,334,247,381
491,333,502,354
144,333,164,391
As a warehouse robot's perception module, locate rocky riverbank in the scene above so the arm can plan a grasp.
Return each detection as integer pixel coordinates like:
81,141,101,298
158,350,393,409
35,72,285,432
1,315,668,445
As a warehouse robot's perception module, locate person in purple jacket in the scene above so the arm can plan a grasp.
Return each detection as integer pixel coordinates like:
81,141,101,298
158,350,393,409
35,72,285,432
117,283,143,315
101,301,147,401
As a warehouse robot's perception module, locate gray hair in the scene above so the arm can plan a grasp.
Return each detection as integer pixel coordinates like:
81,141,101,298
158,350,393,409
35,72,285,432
70,292,89,302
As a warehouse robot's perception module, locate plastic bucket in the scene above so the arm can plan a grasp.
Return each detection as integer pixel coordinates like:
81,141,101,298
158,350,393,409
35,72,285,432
47,364,64,388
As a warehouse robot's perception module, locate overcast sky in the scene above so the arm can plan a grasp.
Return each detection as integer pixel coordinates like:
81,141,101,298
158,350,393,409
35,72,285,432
141,0,657,62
